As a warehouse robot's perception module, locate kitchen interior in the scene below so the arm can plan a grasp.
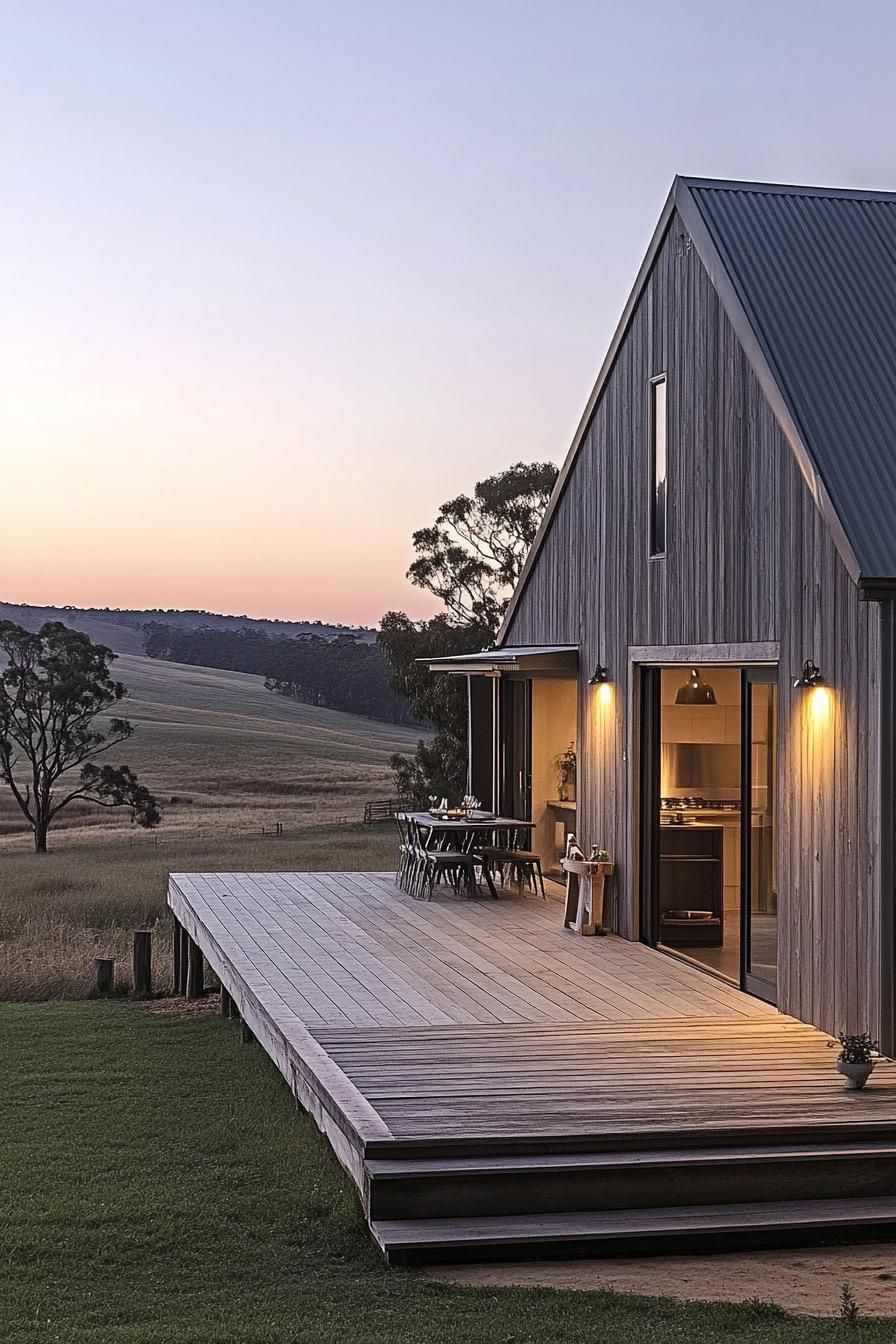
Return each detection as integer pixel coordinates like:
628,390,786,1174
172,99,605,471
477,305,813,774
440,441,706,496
657,666,777,991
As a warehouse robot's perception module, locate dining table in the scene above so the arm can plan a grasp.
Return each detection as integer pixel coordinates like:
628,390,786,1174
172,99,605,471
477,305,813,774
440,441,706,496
403,811,534,850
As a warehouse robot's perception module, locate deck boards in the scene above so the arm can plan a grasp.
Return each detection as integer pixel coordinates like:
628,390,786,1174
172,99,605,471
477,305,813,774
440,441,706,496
168,871,896,1156
171,871,770,1028
315,1018,896,1140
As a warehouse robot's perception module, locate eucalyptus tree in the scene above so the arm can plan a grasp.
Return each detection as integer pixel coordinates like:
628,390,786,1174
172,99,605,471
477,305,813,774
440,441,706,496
379,460,558,802
0,621,160,852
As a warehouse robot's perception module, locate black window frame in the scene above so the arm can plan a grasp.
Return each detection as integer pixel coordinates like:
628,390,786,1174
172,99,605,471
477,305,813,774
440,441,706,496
649,373,667,557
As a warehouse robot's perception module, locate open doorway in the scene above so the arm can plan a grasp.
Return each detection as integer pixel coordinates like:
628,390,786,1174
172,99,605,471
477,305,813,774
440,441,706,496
496,675,577,881
530,677,577,880
641,664,778,1003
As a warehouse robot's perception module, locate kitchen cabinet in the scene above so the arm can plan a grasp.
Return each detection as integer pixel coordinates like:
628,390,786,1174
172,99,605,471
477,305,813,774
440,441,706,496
659,825,723,947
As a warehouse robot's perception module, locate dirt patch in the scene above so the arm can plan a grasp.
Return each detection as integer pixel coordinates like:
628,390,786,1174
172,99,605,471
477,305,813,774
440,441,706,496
427,1245,896,1317
142,994,220,1017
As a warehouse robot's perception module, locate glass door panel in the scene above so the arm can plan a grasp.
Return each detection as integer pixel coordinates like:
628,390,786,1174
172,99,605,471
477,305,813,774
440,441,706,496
501,679,532,820
742,671,778,1001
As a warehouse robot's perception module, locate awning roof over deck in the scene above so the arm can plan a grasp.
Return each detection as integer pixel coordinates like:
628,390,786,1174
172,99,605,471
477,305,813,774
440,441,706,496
423,644,578,676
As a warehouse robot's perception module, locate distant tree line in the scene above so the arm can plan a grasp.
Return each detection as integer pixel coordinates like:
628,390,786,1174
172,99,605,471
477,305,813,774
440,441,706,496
143,623,416,724
0,601,374,641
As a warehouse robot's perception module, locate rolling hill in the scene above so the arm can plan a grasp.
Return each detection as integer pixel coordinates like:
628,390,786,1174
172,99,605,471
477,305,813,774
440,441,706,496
0,602,374,656
0,652,423,846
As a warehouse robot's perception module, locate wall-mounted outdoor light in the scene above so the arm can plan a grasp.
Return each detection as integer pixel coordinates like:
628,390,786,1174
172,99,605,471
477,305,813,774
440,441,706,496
588,664,610,685
792,659,824,689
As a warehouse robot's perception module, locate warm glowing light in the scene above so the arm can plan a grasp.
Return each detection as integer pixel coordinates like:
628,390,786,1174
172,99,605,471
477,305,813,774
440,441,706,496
597,681,613,708
808,684,832,727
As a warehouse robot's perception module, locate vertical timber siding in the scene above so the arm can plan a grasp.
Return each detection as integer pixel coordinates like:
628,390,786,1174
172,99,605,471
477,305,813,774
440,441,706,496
504,217,882,1040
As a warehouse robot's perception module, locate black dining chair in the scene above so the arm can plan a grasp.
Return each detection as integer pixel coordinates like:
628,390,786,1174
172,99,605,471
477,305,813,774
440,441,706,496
394,813,413,890
477,827,546,898
408,817,479,901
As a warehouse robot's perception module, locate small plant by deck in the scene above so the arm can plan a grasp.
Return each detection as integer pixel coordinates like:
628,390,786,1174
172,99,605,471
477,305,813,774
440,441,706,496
835,1032,879,1063
830,1031,879,1090
840,1283,862,1324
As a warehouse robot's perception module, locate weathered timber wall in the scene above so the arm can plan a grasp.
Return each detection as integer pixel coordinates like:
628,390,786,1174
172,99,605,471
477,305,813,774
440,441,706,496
504,216,882,1038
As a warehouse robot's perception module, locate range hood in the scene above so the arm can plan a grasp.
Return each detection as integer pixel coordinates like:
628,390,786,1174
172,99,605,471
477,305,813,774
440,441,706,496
667,743,740,792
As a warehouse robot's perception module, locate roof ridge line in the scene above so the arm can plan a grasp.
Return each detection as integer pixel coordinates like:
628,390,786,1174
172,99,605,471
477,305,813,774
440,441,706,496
681,175,896,203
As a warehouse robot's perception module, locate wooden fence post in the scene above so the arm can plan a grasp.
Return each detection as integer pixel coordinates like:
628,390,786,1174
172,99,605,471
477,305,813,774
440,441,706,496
186,937,205,998
133,930,152,997
94,958,114,996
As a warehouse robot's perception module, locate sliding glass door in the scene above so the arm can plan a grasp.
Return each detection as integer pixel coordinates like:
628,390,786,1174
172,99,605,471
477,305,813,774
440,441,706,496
640,663,778,1005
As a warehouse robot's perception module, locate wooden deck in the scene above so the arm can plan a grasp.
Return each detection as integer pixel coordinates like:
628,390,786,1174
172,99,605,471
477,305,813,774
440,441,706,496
168,871,896,1261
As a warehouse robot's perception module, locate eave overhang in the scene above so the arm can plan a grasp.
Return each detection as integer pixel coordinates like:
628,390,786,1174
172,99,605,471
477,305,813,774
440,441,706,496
422,644,578,677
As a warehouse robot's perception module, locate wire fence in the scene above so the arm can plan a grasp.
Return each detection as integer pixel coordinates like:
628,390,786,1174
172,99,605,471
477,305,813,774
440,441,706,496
126,817,358,847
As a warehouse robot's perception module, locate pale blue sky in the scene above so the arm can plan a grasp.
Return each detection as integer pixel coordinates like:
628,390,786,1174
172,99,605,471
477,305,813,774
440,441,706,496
3,1,895,623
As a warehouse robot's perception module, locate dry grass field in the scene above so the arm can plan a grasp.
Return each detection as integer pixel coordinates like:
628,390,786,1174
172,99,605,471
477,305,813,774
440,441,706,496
0,655,421,999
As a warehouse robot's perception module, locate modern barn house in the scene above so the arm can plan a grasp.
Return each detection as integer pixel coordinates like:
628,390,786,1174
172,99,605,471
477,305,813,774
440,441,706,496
171,178,896,1262
431,175,896,1051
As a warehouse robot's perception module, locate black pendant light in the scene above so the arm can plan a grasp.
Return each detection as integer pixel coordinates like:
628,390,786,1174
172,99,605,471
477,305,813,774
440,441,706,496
675,667,717,705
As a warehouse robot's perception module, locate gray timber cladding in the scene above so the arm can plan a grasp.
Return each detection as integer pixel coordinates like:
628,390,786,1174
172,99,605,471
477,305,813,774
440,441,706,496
502,213,882,1041
686,180,896,583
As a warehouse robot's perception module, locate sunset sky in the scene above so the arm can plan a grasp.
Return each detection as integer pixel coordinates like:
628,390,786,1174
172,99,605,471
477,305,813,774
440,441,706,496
4,1,896,626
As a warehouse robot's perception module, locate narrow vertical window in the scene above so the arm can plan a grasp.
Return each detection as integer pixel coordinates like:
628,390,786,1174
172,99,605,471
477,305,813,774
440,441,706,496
650,374,667,556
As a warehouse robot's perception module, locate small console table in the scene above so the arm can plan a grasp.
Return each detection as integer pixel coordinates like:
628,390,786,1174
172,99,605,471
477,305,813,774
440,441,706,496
562,856,615,936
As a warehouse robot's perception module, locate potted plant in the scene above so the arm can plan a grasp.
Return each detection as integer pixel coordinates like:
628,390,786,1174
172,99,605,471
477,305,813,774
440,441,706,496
557,743,576,802
832,1031,879,1090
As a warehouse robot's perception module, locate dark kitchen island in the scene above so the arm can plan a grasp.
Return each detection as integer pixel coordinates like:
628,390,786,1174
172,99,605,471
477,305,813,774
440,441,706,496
658,823,724,947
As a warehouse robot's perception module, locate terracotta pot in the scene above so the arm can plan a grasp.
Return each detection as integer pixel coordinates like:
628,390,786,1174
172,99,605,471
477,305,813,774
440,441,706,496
837,1059,874,1090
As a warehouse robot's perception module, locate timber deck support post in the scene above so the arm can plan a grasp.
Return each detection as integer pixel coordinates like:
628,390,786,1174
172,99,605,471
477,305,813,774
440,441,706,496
172,917,183,994
133,930,152,997
177,925,190,995
220,986,233,1017
240,1020,255,1044
185,937,205,998
94,957,114,996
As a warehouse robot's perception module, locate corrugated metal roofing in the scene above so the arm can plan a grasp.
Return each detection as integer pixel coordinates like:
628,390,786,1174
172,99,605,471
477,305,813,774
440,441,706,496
685,179,896,581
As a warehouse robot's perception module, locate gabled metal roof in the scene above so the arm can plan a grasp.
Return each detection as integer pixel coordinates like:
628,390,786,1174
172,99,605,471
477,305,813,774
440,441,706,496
498,175,896,640
685,177,896,586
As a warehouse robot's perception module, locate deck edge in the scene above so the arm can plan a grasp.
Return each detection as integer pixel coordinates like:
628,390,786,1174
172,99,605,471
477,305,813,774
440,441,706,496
167,874,393,1198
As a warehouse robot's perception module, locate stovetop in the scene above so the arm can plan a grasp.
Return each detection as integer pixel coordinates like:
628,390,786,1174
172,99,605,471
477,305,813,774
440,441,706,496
661,796,741,811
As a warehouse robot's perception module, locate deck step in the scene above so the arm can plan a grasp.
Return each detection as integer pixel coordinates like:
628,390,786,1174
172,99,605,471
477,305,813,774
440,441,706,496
365,1141,896,1220
362,1119,896,1161
372,1196,896,1264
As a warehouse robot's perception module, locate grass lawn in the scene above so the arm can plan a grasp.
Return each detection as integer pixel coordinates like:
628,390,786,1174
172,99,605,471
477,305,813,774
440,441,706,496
1,1003,889,1344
